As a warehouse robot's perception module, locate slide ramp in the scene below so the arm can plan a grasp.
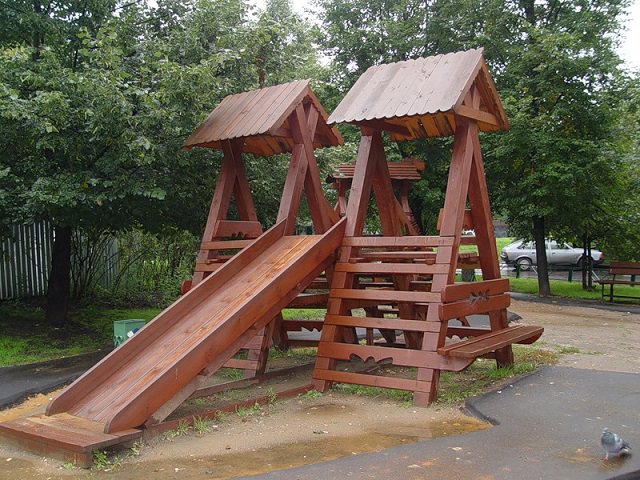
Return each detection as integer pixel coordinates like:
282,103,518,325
0,220,344,463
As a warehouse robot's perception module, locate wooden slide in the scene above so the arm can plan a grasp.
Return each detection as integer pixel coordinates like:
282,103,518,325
0,219,344,462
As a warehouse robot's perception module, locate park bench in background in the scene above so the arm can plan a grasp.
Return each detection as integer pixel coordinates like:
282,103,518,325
598,262,640,302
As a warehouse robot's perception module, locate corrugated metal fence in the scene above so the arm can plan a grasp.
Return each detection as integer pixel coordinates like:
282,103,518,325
0,223,119,300
0,222,52,299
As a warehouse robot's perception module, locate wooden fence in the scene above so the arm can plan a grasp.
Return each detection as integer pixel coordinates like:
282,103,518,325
0,223,119,300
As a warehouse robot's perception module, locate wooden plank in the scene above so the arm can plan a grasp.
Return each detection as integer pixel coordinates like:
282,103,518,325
325,314,440,333
446,325,492,338
318,343,472,371
441,279,509,303
352,119,412,137
437,208,474,231
343,236,454,247
194,263,224,273
453,104,498,126
332,288,440,304
313,369,431,391
229,139,259,222
288,292,329,308
214,220,262,238
335,262,449,275
439,293,510,320
438,325,544,358
223,358,259,370
468,127,501,280
0,414,141,452
201,239,254,250
609,261,640,269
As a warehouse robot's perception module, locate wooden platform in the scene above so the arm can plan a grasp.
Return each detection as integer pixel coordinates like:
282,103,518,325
0,413,141,467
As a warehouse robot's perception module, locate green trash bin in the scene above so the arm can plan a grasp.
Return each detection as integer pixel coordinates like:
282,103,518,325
113,319,146,347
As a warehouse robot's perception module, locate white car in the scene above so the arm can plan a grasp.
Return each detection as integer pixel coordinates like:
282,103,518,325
500,239,604,271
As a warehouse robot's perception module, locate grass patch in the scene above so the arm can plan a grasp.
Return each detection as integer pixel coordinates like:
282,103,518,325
220,368,244,381
332,346,557,406
557,345,582,354
236,402,263,418
508,277,640,303
0,301,161,367
460,237,514,254
334,383,413,406
268,346,317,361
282,308,326,320
437,345,558,404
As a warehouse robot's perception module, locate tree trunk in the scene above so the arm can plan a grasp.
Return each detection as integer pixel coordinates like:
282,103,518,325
582,233,588,289
45,225,72,327
587,237,594,290
533,216,551,296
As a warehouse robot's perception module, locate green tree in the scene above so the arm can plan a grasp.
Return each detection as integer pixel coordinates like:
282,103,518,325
0,0,251,325
317,0,635,296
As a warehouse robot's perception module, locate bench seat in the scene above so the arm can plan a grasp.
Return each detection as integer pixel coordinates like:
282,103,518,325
597,261,640,302
437,325,544,359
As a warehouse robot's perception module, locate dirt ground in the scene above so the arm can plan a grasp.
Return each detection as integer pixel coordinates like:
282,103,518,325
0,298,638,479
509,299,640,374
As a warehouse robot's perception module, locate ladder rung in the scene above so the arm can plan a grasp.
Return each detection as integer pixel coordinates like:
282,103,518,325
325,314,440,332
335,262,449,275
332,288,440,304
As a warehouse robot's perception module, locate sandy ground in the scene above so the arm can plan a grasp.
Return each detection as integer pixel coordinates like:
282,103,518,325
0,298,638,478
509,299,640,374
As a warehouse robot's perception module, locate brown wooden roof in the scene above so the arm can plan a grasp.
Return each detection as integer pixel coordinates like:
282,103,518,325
327,48,508,140
184,80,343,156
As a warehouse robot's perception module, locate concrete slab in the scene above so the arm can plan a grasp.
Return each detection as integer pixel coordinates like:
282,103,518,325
242,367,640,480
0,350,108,410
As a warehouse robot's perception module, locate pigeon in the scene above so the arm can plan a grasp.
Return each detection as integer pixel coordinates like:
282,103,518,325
601,428,631,461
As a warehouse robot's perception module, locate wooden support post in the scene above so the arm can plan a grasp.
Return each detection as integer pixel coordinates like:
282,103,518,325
313,130,377,393
466,86,512,367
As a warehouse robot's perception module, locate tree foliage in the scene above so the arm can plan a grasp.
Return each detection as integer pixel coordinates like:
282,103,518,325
0,0,323,321
316,0,639,294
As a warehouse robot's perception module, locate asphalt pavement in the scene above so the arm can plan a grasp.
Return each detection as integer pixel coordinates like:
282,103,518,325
242,367,640,480
0,350,108,409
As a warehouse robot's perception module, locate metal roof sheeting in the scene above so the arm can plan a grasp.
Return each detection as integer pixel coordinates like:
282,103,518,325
327,49,508,139
184,80,342,156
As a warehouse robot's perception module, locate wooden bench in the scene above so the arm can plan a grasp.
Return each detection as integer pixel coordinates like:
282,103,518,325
438,325,543,358
597,262,640,302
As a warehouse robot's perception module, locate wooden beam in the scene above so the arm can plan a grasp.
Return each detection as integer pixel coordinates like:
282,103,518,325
352,120,412,137
453,105,499,126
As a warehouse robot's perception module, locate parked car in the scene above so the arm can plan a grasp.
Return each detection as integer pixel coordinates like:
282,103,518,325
500,239,604,271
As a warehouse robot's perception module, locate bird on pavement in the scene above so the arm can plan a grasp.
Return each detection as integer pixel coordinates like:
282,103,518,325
601,428,631,461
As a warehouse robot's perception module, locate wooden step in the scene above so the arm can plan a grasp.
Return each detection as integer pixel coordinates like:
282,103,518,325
342,236,454,248
437,325,544,358
332,288,439,304
335,262,449,275
223,358,260,370
213,220,262,238
317,342,471,371
200,239,254,250
288,292,329,308
325,314,440,333
313,369,437,392
0,413,141,467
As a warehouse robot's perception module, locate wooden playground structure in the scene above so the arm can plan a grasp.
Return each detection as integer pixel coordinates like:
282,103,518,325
0,48,542,466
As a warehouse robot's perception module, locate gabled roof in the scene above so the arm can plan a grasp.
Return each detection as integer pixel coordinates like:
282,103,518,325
184,80,343,156
327,48,508,140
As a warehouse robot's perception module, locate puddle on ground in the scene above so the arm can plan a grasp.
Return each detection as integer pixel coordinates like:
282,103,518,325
0,418,488,479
